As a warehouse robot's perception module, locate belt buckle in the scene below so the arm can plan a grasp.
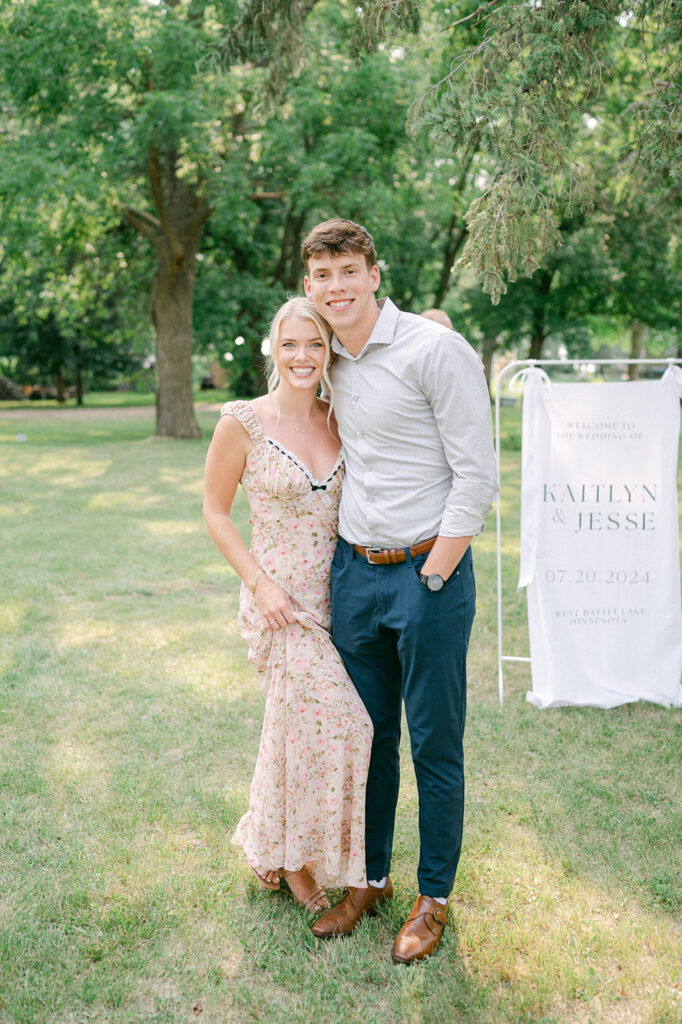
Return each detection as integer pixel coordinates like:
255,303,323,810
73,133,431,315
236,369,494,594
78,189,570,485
365,548,384,565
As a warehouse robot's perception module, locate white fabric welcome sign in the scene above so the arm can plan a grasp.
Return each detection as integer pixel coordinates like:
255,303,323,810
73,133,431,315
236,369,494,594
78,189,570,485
518,366,682,709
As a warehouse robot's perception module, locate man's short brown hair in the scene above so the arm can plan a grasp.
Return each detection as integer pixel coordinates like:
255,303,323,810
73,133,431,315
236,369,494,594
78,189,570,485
301,219,377,272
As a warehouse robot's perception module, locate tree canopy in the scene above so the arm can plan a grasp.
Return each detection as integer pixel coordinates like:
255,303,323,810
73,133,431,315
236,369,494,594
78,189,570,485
0,0,679,428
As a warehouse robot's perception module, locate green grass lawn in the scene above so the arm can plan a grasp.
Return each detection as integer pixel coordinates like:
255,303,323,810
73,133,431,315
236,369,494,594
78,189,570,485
0,403,679,1024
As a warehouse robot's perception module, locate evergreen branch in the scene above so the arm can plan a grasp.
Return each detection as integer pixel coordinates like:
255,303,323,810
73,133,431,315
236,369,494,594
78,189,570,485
350,0,421,56
410,0,505,56
410,0,680,296
217,0,319,65
210,0,322,98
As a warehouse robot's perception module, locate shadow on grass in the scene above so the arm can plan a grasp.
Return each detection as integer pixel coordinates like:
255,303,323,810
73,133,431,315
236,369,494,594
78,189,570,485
223,884,499,1024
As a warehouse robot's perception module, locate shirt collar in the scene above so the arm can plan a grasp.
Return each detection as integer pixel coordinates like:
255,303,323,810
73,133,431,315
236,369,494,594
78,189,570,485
331,297,399,359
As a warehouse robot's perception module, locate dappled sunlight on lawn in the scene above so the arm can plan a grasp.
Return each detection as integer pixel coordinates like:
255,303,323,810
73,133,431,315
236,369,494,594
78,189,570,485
0,419,42,444
0,501,36,517
50,597,252,704
141,519,204,537
455,819,679,1022
54,601,184,659
0,597,31,633
158,467,205,496
24,452,111,485
171,650,256,703
194,560,234,585
87,487,164,511
54,616,117,653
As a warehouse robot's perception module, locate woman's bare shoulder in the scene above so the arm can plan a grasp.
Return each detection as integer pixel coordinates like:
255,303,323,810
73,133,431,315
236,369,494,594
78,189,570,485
211,407,253,455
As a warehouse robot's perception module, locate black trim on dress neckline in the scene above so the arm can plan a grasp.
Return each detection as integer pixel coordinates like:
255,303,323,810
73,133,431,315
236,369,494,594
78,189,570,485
266,438,342,491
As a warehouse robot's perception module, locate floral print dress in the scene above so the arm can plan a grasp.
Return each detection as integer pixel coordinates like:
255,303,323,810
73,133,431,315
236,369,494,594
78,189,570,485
224,401,372,888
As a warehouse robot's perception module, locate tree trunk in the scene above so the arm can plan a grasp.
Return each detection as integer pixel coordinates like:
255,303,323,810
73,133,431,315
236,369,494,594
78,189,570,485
125,148,211,438
528,327,544,361
433,220,467,308
528,269,553,360
273,206,306,291
481,334,499,396
152,172,207,439
152,245,201,438
628,320,646,381
54,370,66,403
74,341,83,405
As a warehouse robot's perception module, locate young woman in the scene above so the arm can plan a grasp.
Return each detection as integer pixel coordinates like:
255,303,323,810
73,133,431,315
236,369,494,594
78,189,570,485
203,297,372,914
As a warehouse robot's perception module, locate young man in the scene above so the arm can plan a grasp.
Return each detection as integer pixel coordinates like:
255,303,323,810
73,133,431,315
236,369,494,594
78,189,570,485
302,219,498,964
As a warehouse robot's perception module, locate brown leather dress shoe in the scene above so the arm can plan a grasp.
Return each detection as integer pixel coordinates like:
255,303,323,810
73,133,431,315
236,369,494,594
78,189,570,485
391,895,448,964
311,877,394,938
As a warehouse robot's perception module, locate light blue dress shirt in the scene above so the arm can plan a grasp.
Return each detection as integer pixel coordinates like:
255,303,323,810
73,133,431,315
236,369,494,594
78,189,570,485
330,297,498,548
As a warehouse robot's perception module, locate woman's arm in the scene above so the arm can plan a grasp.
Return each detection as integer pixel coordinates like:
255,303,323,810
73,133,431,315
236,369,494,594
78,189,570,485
203,415,297,629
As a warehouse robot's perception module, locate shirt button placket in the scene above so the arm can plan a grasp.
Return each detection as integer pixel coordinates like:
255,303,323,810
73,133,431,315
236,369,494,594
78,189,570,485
352,362,372,534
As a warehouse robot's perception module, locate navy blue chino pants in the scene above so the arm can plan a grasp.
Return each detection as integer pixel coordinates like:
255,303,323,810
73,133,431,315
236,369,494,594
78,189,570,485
330,537,476,898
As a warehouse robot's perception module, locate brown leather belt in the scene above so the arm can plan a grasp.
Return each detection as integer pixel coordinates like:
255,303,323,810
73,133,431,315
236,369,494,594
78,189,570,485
352,536,437,565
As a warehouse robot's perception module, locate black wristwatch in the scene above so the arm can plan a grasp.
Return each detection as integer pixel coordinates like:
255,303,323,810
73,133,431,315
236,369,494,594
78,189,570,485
417,571,445,592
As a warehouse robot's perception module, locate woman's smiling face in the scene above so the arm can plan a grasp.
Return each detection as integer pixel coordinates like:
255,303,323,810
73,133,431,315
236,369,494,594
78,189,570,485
274,317,328,393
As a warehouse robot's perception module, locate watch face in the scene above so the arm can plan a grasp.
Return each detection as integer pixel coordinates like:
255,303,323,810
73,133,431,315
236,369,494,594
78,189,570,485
427,574,444,592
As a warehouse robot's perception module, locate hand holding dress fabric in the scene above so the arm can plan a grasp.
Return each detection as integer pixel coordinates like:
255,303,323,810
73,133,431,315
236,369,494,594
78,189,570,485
254,573,297,630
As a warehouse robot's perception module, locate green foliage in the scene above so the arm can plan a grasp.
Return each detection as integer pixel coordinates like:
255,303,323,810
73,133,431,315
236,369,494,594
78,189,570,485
454,202,681,362
1,0,437,400
0,0,679,393
0,186,153,396
193,11,456,388
414,0,682,301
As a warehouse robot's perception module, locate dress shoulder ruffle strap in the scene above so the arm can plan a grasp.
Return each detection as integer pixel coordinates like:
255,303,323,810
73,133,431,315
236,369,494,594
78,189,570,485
220,401,265,446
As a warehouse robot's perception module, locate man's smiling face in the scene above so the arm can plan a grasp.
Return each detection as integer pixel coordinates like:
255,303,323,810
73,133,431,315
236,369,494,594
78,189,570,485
304,252,380,348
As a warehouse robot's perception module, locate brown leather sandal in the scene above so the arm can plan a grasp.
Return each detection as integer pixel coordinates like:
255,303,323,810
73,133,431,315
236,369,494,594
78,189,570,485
282,868,329,913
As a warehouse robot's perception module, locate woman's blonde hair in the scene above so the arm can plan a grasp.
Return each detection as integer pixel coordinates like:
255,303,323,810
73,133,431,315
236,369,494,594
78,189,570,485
266,296,334,413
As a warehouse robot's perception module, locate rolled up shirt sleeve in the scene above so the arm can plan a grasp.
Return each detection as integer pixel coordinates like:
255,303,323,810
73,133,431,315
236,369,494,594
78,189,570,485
420,331,499,537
